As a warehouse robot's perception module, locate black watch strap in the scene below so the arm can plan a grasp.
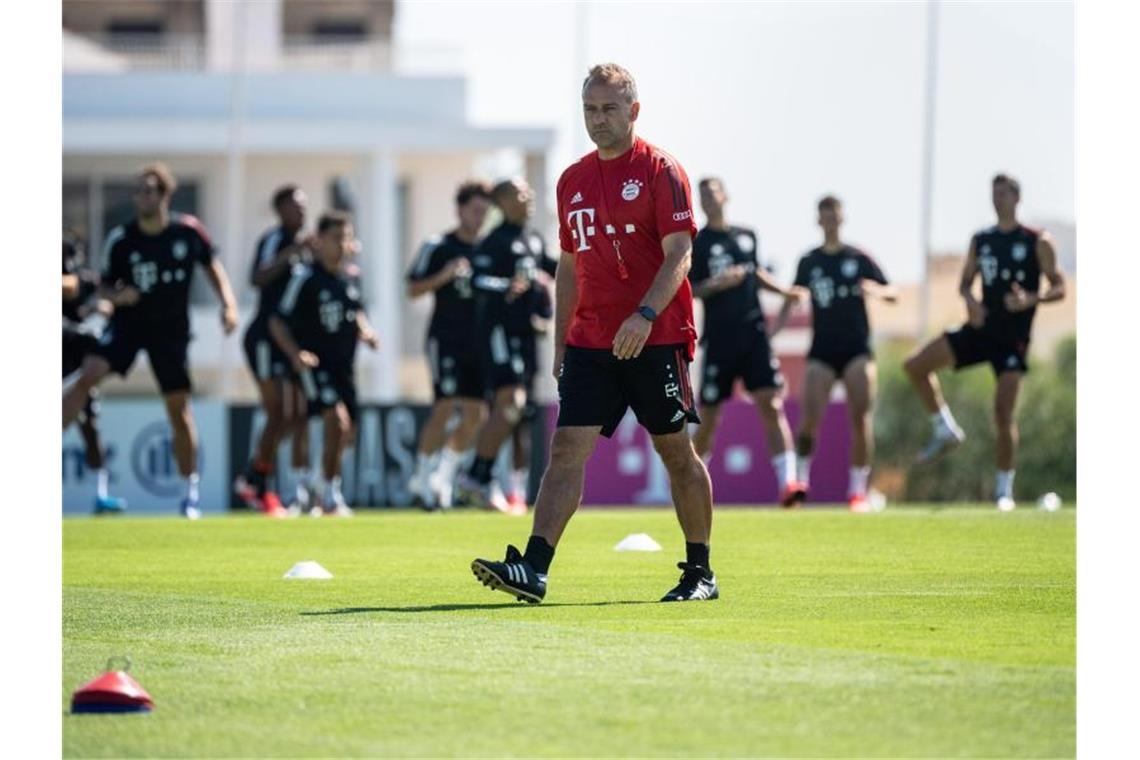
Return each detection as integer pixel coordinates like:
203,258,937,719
638,305,657,322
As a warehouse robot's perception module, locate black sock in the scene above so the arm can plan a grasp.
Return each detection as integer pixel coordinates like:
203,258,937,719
469,456,495,485
686,541,710,571
523,535,555,574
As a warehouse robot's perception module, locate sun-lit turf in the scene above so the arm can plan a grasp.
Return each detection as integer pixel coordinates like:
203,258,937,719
63,506,1075,758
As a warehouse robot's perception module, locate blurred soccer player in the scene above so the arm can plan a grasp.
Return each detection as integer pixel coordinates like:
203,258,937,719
688,177,806,505
453,177,555,512
62,163,239,519
62,232,126,514
271,212,378,517
772,196,897,512
406,180,493,510
904,174,1066,511
503,247,554,513
234,185,314,518
471,63,716,603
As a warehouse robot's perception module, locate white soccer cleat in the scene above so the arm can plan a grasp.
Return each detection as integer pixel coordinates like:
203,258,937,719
427,469,453,509
996,496,1016,512
917,424,966,463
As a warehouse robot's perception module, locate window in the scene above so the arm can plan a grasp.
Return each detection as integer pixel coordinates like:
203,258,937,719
311,20,367,41
105,20,165,36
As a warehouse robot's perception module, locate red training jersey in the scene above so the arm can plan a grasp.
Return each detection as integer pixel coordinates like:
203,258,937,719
556,136,699,359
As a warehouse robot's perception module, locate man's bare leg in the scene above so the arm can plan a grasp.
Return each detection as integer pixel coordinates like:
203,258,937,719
842,356,876,502
993,371,1022,507
905,336,966,461
63,356,111,428
690,402,722,460
651,430,713,545
795,360,836,490
162,390,200,517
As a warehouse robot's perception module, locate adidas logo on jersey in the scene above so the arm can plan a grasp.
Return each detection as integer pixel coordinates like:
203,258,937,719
570,191,584,204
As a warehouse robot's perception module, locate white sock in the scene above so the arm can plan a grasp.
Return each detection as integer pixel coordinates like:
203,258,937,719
96,468,110,500
771,451,796,490
796,456,812,485
510,468,527,499
414,451,436,481
931,404,958,434
849,466,871,497
437,447,463,482
996,470,1015,499
185,472,200,502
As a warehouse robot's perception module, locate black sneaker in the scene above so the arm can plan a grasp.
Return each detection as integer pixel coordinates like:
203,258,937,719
660,562,719,602
471,545,547,604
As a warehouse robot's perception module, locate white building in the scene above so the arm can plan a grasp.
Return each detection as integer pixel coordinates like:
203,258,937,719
63,0,555,402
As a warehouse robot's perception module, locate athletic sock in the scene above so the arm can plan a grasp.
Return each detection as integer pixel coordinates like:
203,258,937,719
686,541,711,571
470,456,495,485
185,472,200,503
510,468,528,500
849,466,871,496
996,470,1015,499
932,404,959,434
436,446,462,482
96,468,110,500
413,451,431,481
771,451,796,490
796,456,812,485
523,535,555,574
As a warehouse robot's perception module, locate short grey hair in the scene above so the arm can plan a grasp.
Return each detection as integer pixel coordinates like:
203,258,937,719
582,63,638,103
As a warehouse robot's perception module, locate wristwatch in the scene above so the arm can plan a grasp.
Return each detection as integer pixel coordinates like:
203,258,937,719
637,305,657,322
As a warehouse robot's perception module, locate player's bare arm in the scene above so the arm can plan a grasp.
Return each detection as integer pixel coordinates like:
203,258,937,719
769,286,807,338
204,258,239,334
1007,232,1066,313
251,238,310,288
692,265,747,300
612,230,692,360
356,311,380,349
406,257,471,299
97,281,140,307
959,238,986,326
63,273,81,300
755,267,802,301
862,280,900,303
269,315,318,372
552,250,578,379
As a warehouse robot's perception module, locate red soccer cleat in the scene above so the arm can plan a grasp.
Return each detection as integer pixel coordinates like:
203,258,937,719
258,491,289,519
780,481,808,508
505,492,528,516
848,493,871,513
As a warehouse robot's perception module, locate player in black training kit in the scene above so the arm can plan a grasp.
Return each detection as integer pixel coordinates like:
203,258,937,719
234,185,315,517
502,251,554,513
905,174,1065,511
406,180,493,510
773,195,897,512
454,177,555,511
62,163,239,519
688,178,807,506
63,232,127,514
271,211,379,517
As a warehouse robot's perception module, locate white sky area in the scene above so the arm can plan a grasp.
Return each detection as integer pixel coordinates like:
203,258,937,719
396,0,1074,283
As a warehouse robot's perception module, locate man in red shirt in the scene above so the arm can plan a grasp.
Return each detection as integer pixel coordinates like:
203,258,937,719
471,63,717,604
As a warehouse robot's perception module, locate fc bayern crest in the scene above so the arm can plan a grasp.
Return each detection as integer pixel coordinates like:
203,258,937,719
736,234,755,253
841,258,859,279
1011,242,1028,261
172,240,188,260
621,179,643,201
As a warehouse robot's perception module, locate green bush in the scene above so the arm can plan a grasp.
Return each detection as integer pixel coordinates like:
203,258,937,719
873,334,1076,503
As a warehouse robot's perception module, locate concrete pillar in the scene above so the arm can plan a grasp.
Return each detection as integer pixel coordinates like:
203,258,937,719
205,0,235,71
363,147,401,402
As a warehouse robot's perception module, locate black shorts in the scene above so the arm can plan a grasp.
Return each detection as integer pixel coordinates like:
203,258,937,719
557,344,700,438
93,323,192,394
243,319,291,382
808,336,872,377
298,365,358,421
63,329,99,378
946,324,1029,375
699,321,783,406
427,332,484,401
481,324,526,394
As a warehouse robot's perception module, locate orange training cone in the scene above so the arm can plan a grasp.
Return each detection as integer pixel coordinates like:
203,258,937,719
71,657,154,714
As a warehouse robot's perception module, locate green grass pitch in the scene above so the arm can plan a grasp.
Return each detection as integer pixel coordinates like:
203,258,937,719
63,506,1074,758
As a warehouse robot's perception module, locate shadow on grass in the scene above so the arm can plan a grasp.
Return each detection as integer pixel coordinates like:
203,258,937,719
301,600,657,615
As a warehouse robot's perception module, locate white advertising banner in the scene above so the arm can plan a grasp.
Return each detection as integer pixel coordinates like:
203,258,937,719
62,398,228,515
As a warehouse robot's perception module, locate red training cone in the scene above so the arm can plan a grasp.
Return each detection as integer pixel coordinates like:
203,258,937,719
71,657,154,714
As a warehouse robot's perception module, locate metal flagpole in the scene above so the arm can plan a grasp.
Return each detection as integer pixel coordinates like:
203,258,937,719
918,0,941,339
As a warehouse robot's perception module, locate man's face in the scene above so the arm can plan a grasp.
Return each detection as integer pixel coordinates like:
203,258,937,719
132,174,166,218
992,182,1019,216
457,195,491,233
582,81,639,150
818,205,844,235
317,223,355,269
700,181,727,218
278,190,307,230
498,180,535,224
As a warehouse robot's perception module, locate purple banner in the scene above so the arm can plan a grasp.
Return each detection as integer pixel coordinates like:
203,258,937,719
547,399,853,506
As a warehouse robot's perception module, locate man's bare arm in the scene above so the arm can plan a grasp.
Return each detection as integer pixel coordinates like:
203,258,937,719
1035,233,1066,304
205,258,239,334
552,250,578,378
959,237,986,327
612,231,692,360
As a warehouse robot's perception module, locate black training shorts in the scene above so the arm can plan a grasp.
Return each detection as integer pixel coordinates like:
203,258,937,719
699,321,783,406
93,323,192,394
807,335,872,377
557,343,700,438
298,364,358,422
427,331,485,401
946,324,1029,375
